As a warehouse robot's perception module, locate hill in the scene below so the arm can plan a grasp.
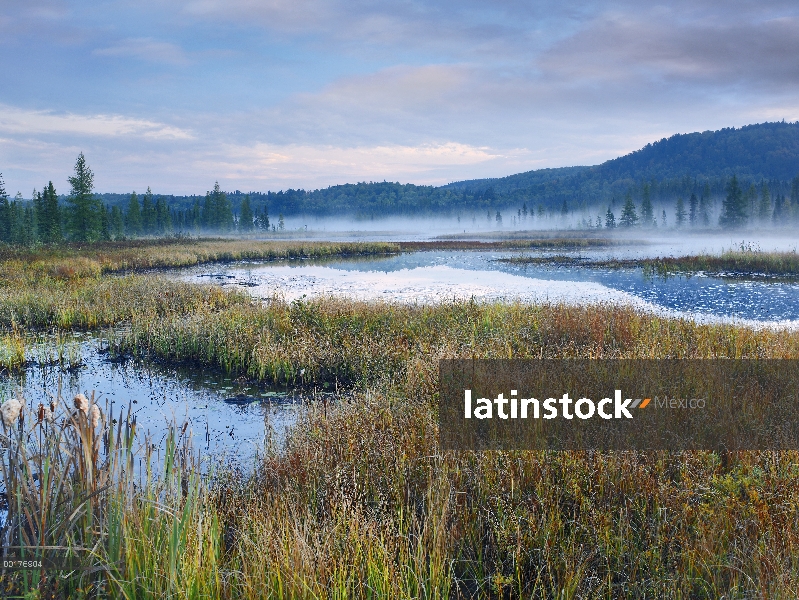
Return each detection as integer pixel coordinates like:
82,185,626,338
90,122,799,216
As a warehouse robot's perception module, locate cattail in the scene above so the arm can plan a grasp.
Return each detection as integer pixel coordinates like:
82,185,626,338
88,404,101,429
73,393,89,415
1,398,22,428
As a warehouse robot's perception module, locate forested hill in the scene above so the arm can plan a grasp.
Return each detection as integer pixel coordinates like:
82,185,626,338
85,121,799,216
447,122,799,198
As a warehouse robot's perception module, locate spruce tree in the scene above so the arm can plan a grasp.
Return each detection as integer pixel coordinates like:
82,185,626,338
258,205,270,230
66,153,102,241
141,187,155,234
640,184,653,227
719,175,747,228
689,193,698,226
126,191,142,236
675,197,687,227
239,194,254,231
0,174,9,243
111,206,125,239
201,192,213,229
155,196,171,234
605,207,616,228
619,194,639,227
42,182,61,243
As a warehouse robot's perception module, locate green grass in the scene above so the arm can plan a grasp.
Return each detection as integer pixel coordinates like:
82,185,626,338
2,240,799,598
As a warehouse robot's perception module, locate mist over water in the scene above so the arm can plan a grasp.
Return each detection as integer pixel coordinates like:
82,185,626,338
178,235,799,329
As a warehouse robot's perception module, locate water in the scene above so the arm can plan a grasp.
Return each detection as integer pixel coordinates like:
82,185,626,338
0,334,300,462
179,245,799,328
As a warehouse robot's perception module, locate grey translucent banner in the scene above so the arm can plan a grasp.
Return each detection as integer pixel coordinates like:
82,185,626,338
439,360,799,450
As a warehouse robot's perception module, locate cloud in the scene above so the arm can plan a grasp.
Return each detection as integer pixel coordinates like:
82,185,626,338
539,13,799,90
0,105,194,140
93,38,190,65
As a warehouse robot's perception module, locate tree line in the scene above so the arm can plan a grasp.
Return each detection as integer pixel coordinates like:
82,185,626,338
600,175,799,229
0,154,280,245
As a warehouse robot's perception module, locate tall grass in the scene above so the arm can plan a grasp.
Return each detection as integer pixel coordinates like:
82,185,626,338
0,391,219,598
3,241,799,597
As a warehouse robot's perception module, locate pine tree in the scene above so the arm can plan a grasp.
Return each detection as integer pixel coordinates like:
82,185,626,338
100,205,111,240
605,207,616,229
619,194,639,227
258,205,270,230
560,199,568,217
211,182,233,231
110,206,125,239
640,184,653,227
719,175,747,228
66,153,102,241
126,191,142,236
745,184,757,218
43,182,61,243
773,194,786,224
155,196,171,234
699,185,711,226
675,197,687,227
142,187,156,234
201,192,213,229
239,194,254,231
0,174,9,243
689,193,698,226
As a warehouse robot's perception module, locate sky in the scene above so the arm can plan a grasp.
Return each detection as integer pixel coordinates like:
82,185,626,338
2,0,799,195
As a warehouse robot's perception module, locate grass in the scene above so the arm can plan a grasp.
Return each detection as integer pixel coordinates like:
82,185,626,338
2,239,799,597
499,249,799,279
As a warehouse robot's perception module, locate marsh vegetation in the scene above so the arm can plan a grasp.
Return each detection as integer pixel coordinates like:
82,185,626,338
1,239,799,598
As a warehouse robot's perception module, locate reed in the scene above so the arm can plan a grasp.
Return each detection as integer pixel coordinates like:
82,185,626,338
0,391,218,598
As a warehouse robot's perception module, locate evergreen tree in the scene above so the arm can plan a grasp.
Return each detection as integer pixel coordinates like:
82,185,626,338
100,205,111,240
758,182,771,222
201,192,213,228
0,174,9,243
560,199,569,217
110,205,125,239
605,207,616,229
41,182,61,243
719,175,748,228
66,153,102,241
155,196,172,234
190,198,202,230
661,210,667,227
141,187,156,234
699,184,711,226
745,184,758,218
791,176,799,221
258,205,270,230
675,197,687,227
619,193,639,227
640,184,653,226
126,191,142,236
773,194,787,224
212,183,234,231
278,214,285,231
239,194,254,231
689,193,698,226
